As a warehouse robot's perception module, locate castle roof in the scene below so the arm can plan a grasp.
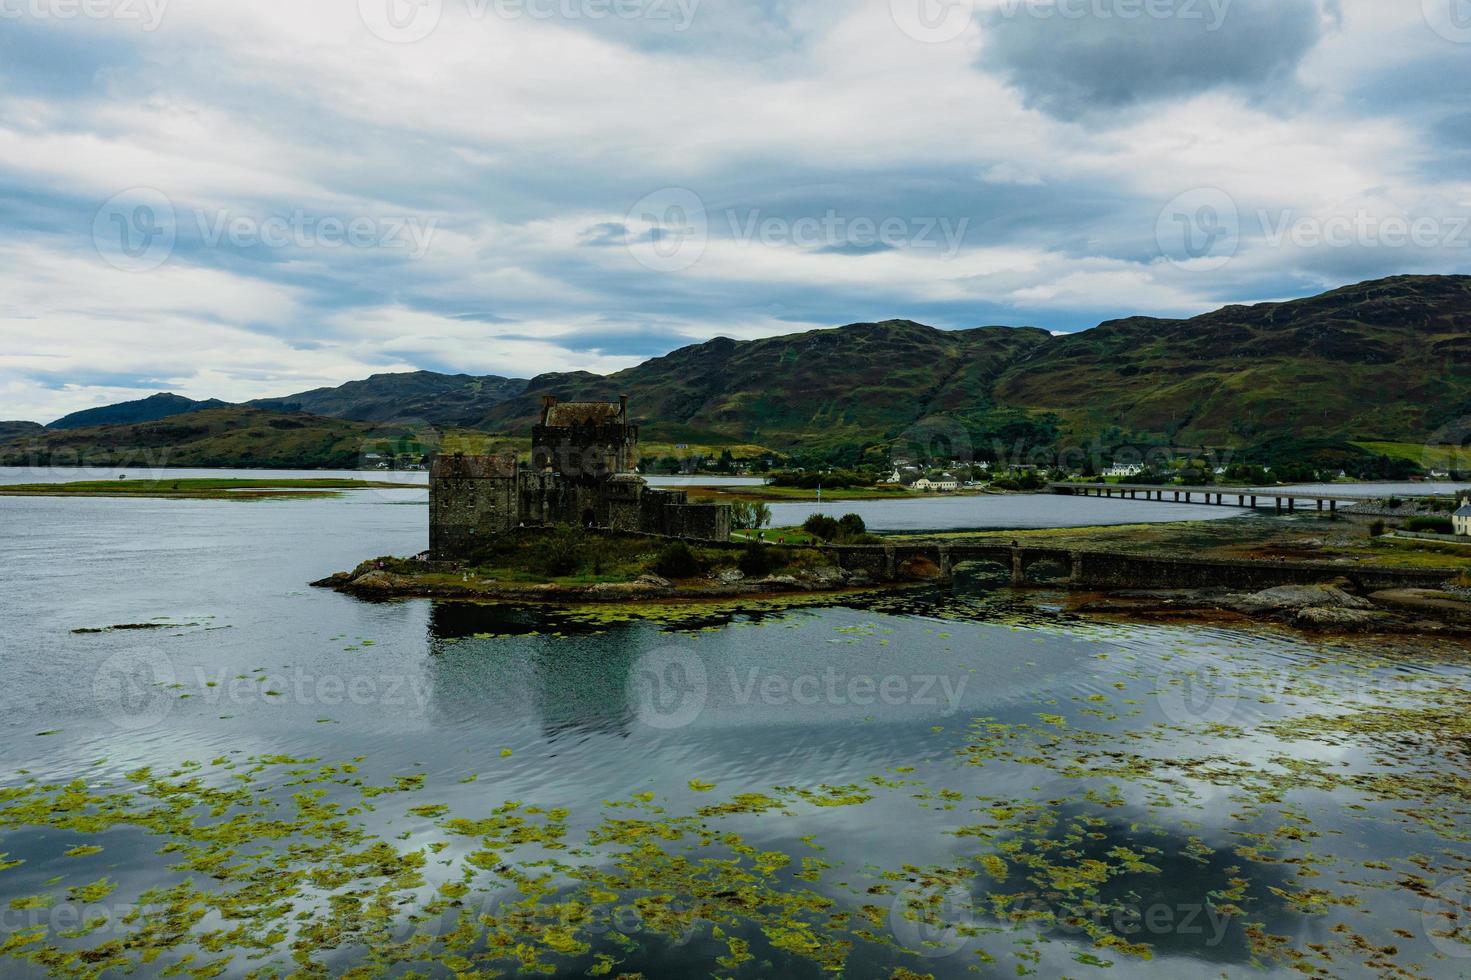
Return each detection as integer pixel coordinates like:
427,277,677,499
430,452,516,479
544,401,624,427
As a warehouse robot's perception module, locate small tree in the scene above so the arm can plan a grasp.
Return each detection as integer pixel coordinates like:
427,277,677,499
837,513,866,540
737,543,778,577
730,500,771,531
652,542,701,578
803,514,840,541
539,525,585,576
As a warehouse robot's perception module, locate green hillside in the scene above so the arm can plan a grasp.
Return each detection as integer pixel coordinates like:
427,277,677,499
7,275,1470,469
482,275,1471,455
0,408,421,469
482,320,1053,449
249,370,526,426
49,392,229,430
991,275,1471,445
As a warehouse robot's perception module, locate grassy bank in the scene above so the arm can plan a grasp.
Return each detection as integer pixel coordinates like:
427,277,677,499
687,484,962,503
0,478,423,500
893,516,1471,573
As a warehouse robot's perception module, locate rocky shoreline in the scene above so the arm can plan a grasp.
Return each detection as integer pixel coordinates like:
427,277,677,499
1073,580,1471,636
311,559,892,604
314,552,1471,638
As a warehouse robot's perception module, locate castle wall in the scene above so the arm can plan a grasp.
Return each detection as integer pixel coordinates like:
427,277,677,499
531,422,638,484
429,399,731,556
429,453,518,560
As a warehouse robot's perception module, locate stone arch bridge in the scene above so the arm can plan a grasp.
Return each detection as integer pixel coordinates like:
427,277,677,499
814,541,1456,592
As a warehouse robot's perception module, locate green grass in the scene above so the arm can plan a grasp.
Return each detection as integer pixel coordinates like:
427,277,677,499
689,484,932,503
0,478,421,500
1353,441,1471,471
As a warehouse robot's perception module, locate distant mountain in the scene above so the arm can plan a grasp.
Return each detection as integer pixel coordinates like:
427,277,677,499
0,421,43,441
990,275,1471,445
49,393,229,430
14,275,1471,465
481,321,1052,448
0,407,412,469
249,371,527,426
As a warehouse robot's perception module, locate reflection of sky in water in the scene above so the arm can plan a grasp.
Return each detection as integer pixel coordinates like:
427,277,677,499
1,493,1469,977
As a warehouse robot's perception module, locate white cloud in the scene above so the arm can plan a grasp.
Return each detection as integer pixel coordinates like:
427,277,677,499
0,0,1467,420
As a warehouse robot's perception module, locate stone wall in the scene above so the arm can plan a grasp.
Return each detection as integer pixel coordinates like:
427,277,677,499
531,421,636,483
430,452,733,558
429,453,518,560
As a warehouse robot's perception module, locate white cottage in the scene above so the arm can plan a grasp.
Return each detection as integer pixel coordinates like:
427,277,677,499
1454,498,1471,536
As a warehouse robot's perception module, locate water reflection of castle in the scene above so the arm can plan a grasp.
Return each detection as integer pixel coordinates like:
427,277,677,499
427,603,642,739
429,396,731,560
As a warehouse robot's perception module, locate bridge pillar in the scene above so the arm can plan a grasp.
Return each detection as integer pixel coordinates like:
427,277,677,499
1238,495,1244,507
1289,499,1296,512
1316,499,1323,512
1070,551,1084,585
1275,498,1282,514
1011,549,1026,587
1251,496,1257,508
884,545,896,581
938,546,953,584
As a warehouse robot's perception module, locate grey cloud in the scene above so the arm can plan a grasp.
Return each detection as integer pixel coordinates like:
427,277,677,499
978,0,1330,120
578,222,630,247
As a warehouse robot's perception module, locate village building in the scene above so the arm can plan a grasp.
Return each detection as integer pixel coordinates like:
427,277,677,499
429,396,731,559
913,473,959,492
1454,497,1471,537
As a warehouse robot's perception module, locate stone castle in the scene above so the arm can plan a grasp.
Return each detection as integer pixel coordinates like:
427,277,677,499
429,395,732,560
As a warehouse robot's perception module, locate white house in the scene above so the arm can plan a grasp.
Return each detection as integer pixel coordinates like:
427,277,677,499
1103,463,1145,479
914,473,960,492
1454,498,1471,536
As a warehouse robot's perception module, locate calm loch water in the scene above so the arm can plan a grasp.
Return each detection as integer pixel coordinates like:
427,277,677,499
2,487,1470,978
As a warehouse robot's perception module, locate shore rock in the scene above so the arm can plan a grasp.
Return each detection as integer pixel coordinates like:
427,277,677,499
1232,584,1373,614
350,571,400,591
1292,606,1383,630
636,573,672,588
1368,589,1471,619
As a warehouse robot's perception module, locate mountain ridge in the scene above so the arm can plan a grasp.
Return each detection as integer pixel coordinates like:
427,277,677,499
9,275,1471,460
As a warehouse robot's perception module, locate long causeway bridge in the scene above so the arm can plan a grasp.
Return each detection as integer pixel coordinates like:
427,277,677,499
1047,482,1372,514
815,541,1457,592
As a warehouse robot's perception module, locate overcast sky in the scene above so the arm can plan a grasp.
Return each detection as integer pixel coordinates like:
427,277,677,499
3,0,1469,422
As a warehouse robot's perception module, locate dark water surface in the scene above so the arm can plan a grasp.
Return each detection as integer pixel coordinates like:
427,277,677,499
2,492,1470,978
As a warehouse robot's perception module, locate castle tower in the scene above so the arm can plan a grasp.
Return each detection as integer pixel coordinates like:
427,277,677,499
428,452,518,560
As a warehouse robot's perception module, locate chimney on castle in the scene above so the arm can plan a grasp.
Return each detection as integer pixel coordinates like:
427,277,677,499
619,394,629,422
